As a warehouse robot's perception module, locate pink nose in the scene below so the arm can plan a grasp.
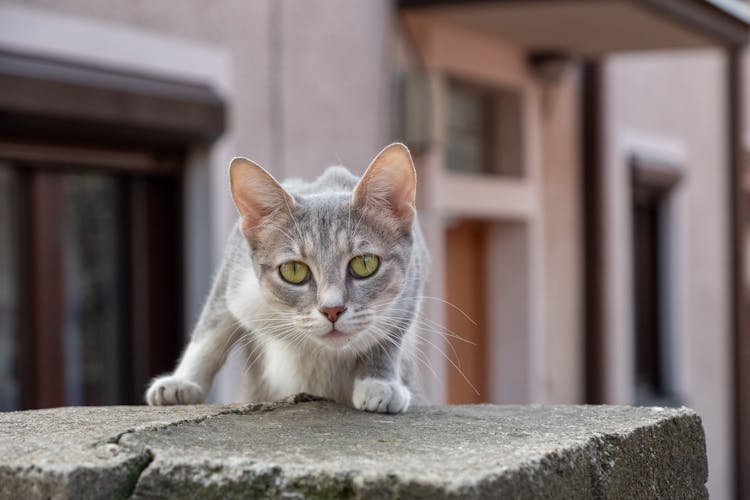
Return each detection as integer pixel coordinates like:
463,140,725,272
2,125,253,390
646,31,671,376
320,305,346,323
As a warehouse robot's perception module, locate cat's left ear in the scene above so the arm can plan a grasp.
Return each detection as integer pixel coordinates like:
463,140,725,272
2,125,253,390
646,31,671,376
230,157,295,233
353,143,416,229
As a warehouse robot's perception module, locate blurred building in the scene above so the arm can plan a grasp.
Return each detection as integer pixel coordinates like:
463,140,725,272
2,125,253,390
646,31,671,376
0,0,749,498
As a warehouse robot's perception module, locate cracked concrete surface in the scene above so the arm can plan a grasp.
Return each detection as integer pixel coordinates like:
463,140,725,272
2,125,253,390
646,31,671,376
0,395,707,499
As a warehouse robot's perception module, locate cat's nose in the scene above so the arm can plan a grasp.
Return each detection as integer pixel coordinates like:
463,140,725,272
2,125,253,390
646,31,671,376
319,305,347,323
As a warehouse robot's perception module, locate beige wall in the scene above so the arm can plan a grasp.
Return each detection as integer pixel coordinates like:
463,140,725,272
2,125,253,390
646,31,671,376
539,66,584,404
604,49,731,499
278,1,392,179
400,13,584,405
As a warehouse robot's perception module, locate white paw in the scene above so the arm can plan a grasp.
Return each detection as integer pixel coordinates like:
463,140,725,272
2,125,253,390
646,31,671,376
352,377,411,414
145,375,204,406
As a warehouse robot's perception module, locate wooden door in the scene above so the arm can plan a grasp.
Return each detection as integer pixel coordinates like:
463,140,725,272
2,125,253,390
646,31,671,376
444,219,488,404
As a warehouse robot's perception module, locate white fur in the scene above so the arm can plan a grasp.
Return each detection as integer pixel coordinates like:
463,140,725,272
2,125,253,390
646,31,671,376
261,337,305,400
226,266,264,332
352,377,411,413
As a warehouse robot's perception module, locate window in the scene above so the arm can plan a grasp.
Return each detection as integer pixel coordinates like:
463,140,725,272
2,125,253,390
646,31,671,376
0,146,184,409
61,173,129,405
0,51,224,409
445,79,524,177
630,157,681,406
632,185,664,401
0,166,20,410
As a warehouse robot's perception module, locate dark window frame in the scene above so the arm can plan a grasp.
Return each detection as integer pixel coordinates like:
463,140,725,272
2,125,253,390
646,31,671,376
0,50,224,409
1,146,185,409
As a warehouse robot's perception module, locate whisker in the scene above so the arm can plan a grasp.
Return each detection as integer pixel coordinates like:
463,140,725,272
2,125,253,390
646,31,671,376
372,312,476,346
391,295,478,326
416,333,480,397
373,317,465,371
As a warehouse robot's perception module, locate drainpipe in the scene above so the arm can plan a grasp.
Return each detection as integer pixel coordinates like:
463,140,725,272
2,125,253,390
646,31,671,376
728,45,748,500
581,60,605,404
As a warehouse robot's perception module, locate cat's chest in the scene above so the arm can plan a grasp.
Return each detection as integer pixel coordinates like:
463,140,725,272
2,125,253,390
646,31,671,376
261,338,355,402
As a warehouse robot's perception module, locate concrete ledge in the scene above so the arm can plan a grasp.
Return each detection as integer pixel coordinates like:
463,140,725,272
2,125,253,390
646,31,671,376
0,394,707,499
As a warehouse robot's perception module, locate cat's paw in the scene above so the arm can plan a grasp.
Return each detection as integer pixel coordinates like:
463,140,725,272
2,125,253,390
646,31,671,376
352,377,411,414
145,375,204,406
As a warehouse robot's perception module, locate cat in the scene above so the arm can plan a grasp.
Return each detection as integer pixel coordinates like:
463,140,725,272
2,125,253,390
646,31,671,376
145,143,428,413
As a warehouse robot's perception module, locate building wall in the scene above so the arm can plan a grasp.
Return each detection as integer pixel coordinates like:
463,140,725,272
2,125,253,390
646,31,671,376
539,66,584,403
1,0,393,400
277,1,393,179
2,0,585,409
397,12,584,406
603,49,732,499
400,14,547,404
2,8,736,496
5,0,394,226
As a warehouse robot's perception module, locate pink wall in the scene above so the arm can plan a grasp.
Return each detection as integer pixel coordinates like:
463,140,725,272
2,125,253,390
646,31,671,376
604,49,732,499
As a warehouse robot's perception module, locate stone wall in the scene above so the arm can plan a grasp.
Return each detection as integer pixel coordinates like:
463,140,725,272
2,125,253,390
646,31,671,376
0,395,707,499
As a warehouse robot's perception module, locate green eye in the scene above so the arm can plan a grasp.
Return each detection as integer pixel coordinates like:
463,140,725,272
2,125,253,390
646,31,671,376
349,254,380,279
279,261,311,284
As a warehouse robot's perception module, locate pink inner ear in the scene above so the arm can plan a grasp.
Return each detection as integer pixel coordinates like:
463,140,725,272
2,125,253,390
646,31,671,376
378,167,415,219
354,146,416,224
230,158,294,231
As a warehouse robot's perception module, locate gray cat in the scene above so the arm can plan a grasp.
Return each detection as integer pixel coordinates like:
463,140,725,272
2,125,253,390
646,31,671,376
145,143,428,413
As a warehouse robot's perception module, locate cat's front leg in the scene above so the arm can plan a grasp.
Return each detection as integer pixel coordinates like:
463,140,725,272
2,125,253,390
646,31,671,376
352,376,411,413
146,313,241,406
352,340,411,414
146,375,204,405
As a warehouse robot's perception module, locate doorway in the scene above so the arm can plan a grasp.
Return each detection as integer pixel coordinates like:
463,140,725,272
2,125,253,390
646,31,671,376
630,160,680,406
444,219,488,404
443,219,532,405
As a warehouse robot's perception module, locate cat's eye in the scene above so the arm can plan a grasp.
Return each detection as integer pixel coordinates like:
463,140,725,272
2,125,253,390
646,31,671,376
279,261,311,284
349,254,380,279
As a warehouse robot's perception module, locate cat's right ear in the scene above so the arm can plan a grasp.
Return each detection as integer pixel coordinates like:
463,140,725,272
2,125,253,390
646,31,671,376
230,157,295,232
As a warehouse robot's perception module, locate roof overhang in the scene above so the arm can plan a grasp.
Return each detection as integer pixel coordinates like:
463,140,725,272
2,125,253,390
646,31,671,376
399,0,750,56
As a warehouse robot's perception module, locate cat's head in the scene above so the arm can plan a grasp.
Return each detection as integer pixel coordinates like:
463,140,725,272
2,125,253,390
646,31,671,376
230,143,417,353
